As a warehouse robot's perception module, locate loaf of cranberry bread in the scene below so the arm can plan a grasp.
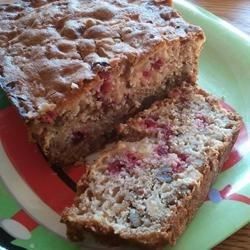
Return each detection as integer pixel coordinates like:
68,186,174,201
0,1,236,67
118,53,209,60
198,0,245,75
0,0,204,165
61,83,241,248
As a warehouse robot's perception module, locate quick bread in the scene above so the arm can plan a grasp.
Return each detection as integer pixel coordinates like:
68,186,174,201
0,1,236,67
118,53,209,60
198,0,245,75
61,83,241,248
0,0,204,165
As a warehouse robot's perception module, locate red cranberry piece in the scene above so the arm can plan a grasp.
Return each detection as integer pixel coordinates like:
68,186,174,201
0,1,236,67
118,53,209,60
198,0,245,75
196,114,207,123
142,70,151,78
151,59,164,70
172,163,185,173
98,70,112,95
126,152,140,165
159,124,172,139
71,131,85,144
178,153,188,162
108,160,126,174
155,145,168,156
108,152,140,174
98,71,110,80
196,114,208,128
100,79,112,94
40,111,57,124
163,129,172,140
144,118,157,128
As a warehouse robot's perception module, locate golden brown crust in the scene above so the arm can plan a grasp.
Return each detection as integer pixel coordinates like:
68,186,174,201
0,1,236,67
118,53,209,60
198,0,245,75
0,0,203,120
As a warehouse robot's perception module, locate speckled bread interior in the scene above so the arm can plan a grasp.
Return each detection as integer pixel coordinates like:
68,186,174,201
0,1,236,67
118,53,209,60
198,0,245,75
61,84,241,248
0,0,204,165
0,1,242,248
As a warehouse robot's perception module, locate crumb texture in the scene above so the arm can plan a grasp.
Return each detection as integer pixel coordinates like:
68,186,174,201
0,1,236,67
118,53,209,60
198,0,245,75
62,84,241,247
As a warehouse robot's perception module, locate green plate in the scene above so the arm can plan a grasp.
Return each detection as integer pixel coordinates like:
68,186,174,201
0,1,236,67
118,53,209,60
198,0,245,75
0,1,249,249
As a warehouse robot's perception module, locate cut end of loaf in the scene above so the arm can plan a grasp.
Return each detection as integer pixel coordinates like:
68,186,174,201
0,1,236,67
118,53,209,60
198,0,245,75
61,84,241,247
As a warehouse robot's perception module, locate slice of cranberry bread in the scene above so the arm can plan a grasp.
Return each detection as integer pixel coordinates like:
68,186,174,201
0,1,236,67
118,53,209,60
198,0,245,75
61,84,241,248
0,0,204,166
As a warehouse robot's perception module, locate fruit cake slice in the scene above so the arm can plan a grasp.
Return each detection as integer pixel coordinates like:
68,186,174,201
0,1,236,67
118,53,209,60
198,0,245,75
0,0,204,166
61,84,241,248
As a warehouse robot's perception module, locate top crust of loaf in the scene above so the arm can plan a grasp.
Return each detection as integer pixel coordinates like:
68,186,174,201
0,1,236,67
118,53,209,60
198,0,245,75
0,0,204,120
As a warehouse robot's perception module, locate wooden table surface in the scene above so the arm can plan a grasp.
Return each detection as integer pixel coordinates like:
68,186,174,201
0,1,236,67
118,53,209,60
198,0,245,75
189,1,250,249
189,0,250,35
